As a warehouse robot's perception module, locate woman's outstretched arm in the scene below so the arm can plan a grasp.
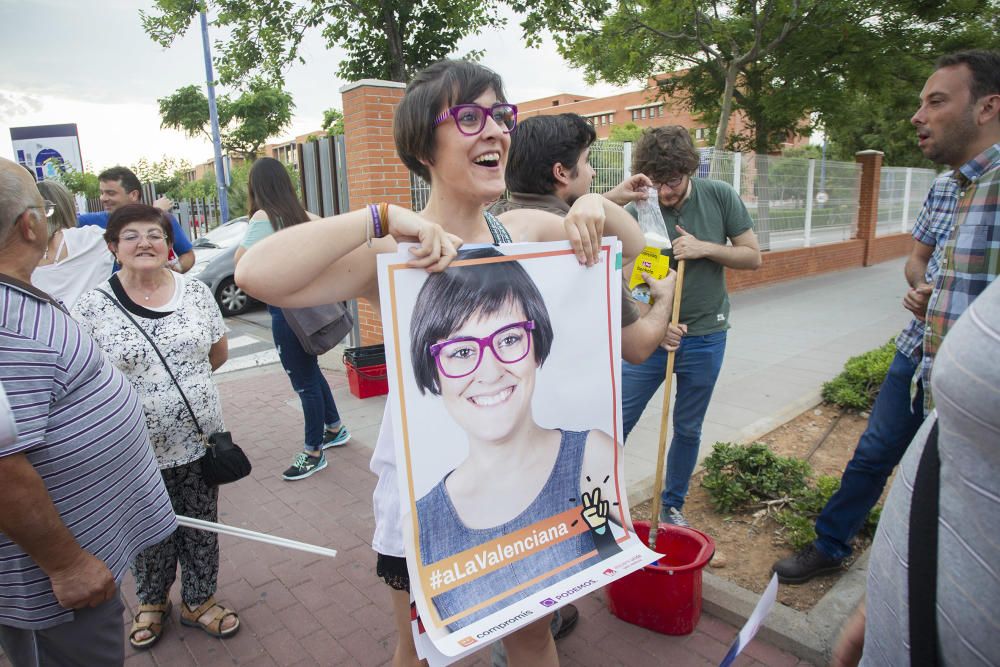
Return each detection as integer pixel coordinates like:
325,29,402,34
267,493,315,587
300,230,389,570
235,206,461,308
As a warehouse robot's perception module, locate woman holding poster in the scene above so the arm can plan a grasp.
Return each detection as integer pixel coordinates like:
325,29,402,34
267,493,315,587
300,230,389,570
236,59,644,665
410,248,624,630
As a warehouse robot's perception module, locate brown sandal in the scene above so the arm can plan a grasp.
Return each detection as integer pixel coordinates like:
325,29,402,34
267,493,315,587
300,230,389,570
179,597,240,639
129,601,172,650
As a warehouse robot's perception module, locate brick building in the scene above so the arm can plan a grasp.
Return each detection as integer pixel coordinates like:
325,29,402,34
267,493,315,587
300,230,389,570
517,74,805,150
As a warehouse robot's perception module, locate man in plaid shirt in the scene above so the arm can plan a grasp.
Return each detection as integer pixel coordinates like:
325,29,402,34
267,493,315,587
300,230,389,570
775,49,1000,584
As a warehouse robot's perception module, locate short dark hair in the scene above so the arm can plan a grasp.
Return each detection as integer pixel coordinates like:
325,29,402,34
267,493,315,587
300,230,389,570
104,204,173,246
632,126,701,183
505,114,597,195
394,59,507,183
409,247,554,395
98,166,142,199
935,50,1000,103
248,157,308,231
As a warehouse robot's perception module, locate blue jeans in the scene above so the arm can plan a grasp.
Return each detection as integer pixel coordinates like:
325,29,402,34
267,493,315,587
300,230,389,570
269,306,341,452
814,350,924,560
622,331,727,510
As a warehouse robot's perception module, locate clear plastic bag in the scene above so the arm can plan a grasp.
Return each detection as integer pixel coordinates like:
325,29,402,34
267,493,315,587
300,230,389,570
635,186,671,250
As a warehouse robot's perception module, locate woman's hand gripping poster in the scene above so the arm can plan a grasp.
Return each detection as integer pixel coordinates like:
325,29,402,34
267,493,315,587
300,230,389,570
377,239,658,661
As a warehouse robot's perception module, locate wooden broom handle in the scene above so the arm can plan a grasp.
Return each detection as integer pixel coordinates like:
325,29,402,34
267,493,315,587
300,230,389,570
648,259,685,550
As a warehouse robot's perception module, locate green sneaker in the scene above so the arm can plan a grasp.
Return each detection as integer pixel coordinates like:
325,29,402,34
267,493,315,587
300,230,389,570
282,452,327,481
322,426,351,449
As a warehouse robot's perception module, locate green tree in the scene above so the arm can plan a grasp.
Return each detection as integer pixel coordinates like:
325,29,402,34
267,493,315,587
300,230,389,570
158,82,294,161
514,0,993,160
131,156,192,197
141,0,504,84
608,122,643,143
321,108,344,136
55,165,100,199
821,5,1000,166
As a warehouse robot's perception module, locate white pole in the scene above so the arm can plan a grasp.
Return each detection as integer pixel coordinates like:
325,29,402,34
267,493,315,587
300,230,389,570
732,152,742,196
804,159,816,248
176,516,338,558
901,168,913,233
623,142,632,180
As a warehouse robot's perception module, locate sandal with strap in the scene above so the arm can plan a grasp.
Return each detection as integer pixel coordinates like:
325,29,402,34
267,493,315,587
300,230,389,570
180,597,240,639
129,601,172,650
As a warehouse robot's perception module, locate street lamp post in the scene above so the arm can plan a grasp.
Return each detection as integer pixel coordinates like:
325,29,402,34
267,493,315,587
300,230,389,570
199,10,230,223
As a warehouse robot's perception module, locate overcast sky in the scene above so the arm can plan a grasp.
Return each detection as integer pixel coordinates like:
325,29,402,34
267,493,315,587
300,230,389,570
0,0,635,170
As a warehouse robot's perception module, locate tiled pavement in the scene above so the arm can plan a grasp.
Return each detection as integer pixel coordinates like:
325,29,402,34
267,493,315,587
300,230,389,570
0,365,813,667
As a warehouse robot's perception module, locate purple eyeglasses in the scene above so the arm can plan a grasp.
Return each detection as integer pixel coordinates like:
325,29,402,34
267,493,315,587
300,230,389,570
433,103,518,136
429,320,535,379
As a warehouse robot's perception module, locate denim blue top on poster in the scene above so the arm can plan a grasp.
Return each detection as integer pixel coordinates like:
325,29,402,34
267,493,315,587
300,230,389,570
416,429,602,631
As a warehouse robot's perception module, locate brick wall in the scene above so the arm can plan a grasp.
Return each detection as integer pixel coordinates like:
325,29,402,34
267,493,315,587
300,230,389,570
725,239,868,291
341,79,411,345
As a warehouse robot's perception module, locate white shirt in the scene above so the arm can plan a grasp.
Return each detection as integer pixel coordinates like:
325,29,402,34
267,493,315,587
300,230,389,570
31,226,114,309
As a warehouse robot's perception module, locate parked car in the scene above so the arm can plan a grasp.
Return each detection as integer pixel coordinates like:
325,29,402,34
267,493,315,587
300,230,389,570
188,216,259,317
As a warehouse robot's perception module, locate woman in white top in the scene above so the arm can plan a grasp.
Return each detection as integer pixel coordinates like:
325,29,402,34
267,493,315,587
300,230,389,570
236,59,645,666
31,180,113,308
73,204,238,651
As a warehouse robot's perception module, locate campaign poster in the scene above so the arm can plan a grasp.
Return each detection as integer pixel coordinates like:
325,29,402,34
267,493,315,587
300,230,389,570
378,239,658,659
10,124,84,182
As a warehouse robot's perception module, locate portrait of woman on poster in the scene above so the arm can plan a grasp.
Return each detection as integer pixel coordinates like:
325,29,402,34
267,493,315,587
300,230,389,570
409,247,626,630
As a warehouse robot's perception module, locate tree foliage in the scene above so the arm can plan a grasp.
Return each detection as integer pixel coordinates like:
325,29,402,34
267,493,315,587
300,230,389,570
131,156,192,197
158,82,294,161
55,165,100,199
822,6,1000,167
608,122,644,143
141,0,505,84
513,0,997,161
321,108,345,136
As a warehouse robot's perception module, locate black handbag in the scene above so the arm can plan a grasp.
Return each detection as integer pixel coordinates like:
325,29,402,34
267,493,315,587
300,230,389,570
95,289,252,485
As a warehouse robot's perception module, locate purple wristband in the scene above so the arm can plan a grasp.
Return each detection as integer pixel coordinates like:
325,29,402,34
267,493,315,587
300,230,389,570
369,203,382,239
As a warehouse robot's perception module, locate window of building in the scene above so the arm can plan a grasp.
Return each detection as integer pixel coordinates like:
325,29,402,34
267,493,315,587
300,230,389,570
658,105,664,117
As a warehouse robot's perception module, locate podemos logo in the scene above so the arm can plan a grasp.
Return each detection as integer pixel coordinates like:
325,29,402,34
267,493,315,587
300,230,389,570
458,636,477,647
539,579,599,608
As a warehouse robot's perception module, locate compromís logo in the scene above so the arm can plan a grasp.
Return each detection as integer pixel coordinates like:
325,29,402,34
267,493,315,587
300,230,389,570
458,636,477,647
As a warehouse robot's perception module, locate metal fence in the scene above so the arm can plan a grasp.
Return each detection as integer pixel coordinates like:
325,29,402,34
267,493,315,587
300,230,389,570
876,166,940,236
731,152,862,251
408,143,937,252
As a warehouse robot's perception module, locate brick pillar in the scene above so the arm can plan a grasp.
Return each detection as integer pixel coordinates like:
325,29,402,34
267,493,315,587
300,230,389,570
340,79,411,345
855,149,884,267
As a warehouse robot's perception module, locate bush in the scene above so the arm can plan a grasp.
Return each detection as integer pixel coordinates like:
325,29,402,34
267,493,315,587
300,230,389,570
774,475,881,550
701,442,811,512
821,339,896,410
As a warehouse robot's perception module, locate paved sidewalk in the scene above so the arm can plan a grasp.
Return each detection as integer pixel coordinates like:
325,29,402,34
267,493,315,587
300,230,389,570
113,366,809,667
2,260,911,666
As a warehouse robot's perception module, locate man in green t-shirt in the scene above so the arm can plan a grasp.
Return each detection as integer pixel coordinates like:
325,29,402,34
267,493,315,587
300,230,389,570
623,126,761,528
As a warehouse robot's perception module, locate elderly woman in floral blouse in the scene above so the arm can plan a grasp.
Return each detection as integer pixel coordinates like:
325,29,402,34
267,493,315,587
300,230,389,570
73,203,238,650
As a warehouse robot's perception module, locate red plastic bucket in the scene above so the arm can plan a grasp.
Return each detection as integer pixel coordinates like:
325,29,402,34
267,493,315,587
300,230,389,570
606,520,715,635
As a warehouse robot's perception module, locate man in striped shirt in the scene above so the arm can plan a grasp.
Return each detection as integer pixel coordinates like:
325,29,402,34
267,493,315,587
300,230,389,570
0,157,176,666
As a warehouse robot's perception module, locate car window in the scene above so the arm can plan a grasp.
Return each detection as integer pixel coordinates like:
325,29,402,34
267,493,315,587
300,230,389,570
197,218,249,249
